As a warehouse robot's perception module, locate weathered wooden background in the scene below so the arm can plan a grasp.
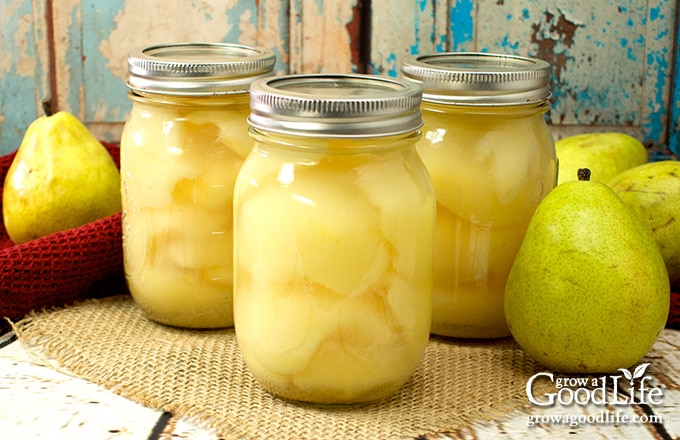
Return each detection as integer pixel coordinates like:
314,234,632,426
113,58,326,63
1,0,679,156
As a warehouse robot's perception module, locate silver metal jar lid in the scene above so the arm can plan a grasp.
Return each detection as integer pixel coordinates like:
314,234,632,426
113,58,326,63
127,43,276,95
401,52,551,105
248,74,423,137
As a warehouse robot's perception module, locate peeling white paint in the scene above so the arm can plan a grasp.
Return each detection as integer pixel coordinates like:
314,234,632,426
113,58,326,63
237,9,257,45
99,1,238,82
1,0,677,152
0,0,22,74
299,0,354,73
257,0,288,68
13,14,37,76
51,0,80,116
370,0,424,76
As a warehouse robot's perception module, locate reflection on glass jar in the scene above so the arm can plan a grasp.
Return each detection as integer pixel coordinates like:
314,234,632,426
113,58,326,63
121,43,275,328
234,74,435,404
401,53,558,339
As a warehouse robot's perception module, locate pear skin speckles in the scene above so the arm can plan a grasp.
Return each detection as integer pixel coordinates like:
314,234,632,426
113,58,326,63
504,178,670,374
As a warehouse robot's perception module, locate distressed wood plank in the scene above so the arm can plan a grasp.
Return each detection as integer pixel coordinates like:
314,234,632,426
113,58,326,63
0,337,222,439
54,0,268,143
51,0,84,122
51,0,356,141
447,0,475,51
0,0,50,155
369,0,676,148
0,339,165,438
369,0,434,76
288,0,360,74
477,1,646,127
257,0,290,73
1,0,678,152
472,0,675,146
640,0,675,147
670,24,680,154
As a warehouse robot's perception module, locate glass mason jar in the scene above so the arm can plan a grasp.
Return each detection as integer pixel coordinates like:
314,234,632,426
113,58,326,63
401,52,557,339
233,74,435,404
120,43,275,328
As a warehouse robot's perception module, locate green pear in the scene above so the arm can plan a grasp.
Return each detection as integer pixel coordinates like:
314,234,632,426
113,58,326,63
609,160,680,290
2,107,121,244
505,168,669,373
555,132,647,185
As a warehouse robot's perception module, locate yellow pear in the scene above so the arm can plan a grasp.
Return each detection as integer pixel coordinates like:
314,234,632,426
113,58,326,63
2,107,121,244
505,168,669,373
555,132,647,185
609,160,680,290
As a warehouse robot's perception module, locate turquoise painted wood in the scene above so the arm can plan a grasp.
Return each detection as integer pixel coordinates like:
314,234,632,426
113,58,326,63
0,0,361,155
0,0,50,153
670,19,680,154
0,0,678,155
46,0,295,145
369,0,678,151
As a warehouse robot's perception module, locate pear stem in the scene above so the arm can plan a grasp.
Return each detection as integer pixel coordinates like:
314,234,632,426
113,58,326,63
577,168,591,181
41,98,53,117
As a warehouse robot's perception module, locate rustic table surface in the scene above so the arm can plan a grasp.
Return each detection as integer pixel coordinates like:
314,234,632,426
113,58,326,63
1,325,678,439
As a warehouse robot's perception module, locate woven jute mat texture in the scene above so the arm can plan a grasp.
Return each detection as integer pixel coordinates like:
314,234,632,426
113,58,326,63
12,294,549,439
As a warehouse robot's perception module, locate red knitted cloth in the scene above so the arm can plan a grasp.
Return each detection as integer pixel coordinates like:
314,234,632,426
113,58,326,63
1,143,128,325
670,291,680,329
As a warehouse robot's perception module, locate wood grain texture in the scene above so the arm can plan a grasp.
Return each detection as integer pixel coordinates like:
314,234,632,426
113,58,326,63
0,0,678,154
0,0,50,152
368,0,677,148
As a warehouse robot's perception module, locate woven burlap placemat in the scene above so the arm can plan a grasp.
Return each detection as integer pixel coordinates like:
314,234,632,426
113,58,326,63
11,294,550,439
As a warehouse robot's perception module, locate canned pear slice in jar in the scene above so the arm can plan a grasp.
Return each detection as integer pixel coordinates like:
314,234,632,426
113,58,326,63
121,43,275,329
234,74,435,404
401,52,558,338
